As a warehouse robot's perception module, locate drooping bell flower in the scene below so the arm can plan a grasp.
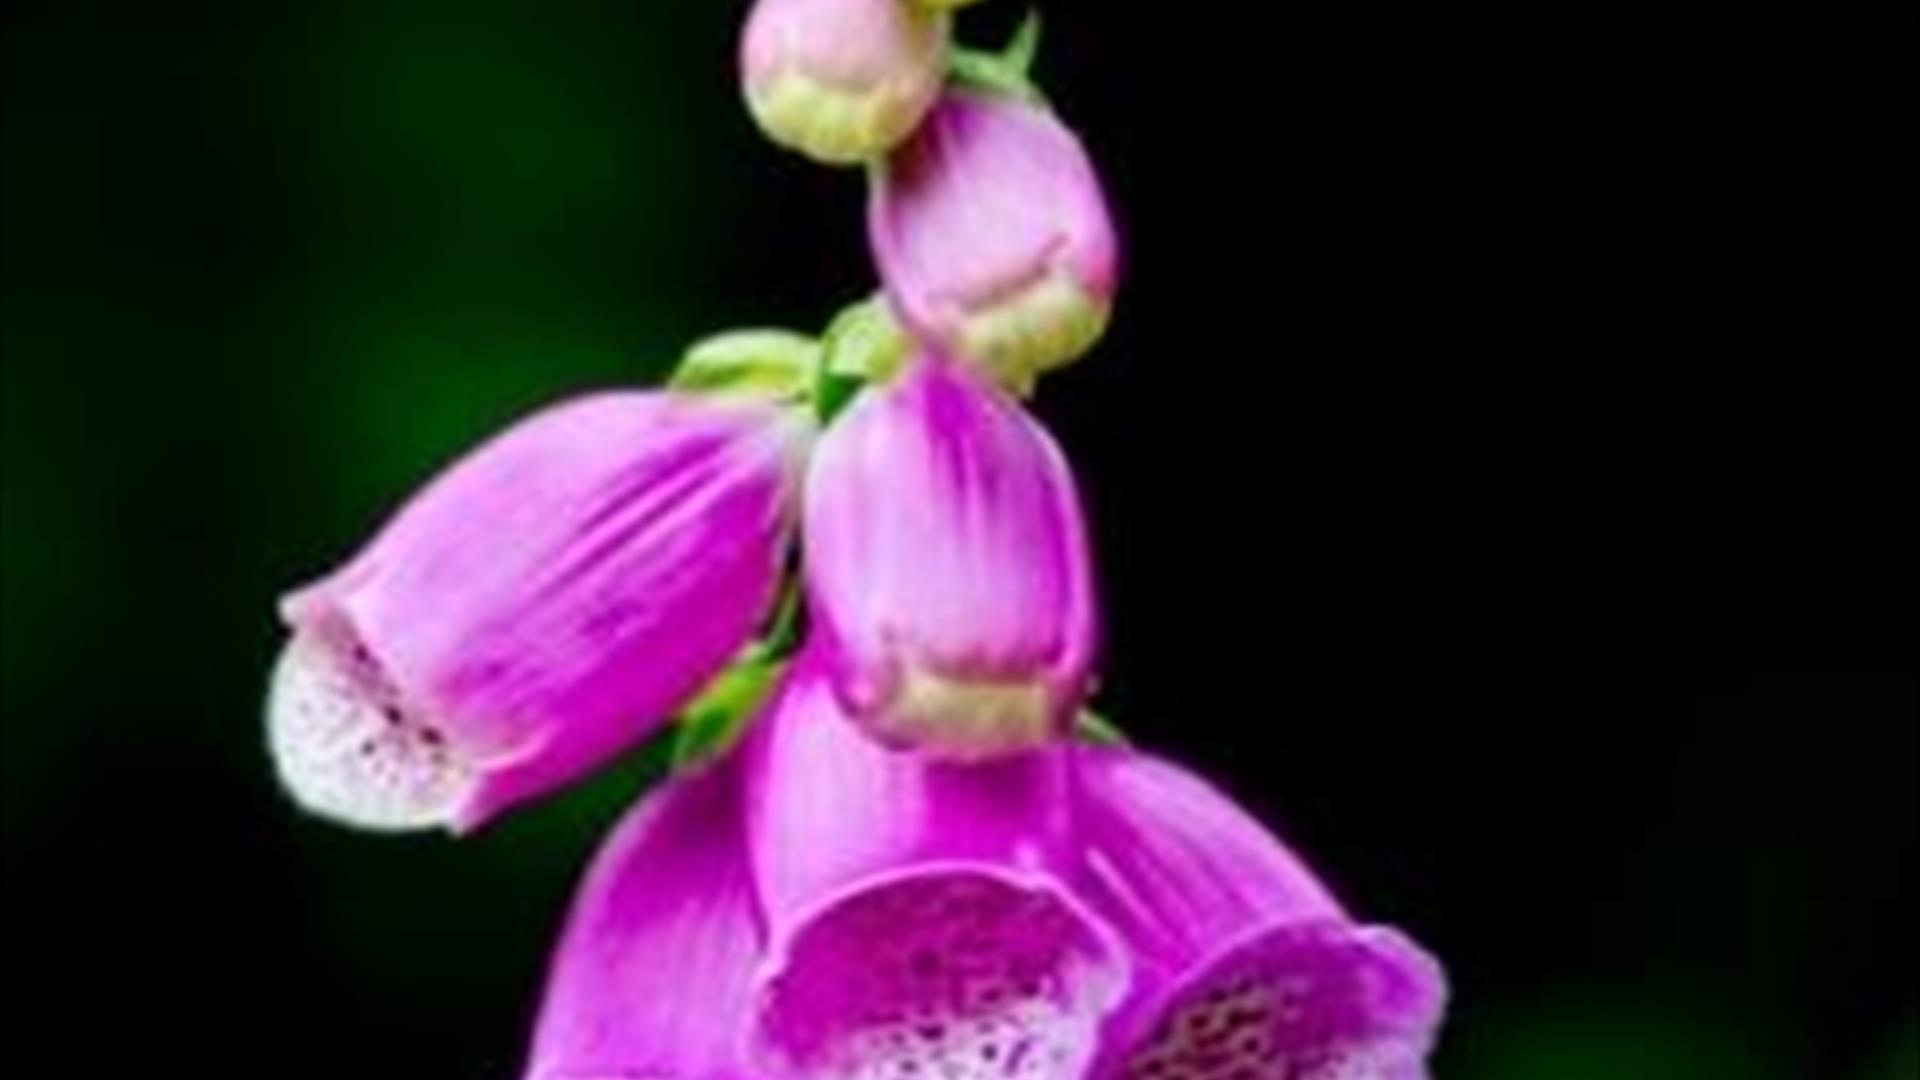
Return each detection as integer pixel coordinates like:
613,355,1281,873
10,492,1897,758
521,757,763,1080
740,0,949,166
743,657,1129,1078
266,392,809,833
802,356,1096,759
870,91,1119,392
1073,748,1449,1079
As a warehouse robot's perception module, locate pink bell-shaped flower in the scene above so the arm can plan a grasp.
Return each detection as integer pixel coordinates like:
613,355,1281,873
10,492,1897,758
802,356,1097,759
521,757,763,1080
743,657,1129,1078
1075,749,1450,1078
267,391,809,832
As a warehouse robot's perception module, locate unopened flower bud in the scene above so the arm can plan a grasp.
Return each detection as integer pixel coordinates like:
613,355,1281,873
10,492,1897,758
740,0,948,166
870,91,1118,391
802,356,1096,758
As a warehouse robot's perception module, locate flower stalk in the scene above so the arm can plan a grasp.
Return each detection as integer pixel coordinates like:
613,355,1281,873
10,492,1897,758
268,3,1450,1076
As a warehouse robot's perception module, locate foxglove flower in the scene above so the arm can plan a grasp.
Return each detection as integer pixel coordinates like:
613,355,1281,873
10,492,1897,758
522,757,762,1080
870,91,1118,391
803,357,1096,759
744,658,1129,1078
1074,749,1449,1079
267,392,808,832
741,0,948,166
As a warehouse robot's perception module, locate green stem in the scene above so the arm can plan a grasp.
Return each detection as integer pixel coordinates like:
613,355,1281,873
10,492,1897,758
759,573,806,658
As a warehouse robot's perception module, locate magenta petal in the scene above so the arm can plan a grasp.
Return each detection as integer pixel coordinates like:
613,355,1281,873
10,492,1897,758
522,760,762,1080
1073,750,1343,975
267,391,808,831
802,357,1096,759
745,660,1127,1078
870,92,1118,386
1074,749,1448,1078
1113,923,1446,1080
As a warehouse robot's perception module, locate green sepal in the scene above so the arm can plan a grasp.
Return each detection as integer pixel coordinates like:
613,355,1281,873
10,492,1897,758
758,574,807,656
815,295,907,422
670,649,787,771
1076,709,1130,746
671,329,820,403
815,370,865,422
1000,9,1042,77
821,295,907,381
948,11,1046,104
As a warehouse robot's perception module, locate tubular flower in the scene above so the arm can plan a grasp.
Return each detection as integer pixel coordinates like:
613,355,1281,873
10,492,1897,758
1073,749,1449,1079
267,392,808,832
743,658,1129,1079
288,5,1455,1077
522,757,763,1080
803,356,1096,759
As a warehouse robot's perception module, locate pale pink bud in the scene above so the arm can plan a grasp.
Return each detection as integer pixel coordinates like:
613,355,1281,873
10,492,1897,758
870,91,1119,390
740,0,948,165
803,356,1097,758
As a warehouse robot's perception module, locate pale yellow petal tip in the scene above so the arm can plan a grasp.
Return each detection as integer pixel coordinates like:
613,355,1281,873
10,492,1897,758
265,635,477,833
952,274,1112,394
873,668,1057,759
746,67,940,166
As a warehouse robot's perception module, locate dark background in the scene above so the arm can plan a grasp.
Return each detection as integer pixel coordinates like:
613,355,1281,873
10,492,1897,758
3,2,1914,1076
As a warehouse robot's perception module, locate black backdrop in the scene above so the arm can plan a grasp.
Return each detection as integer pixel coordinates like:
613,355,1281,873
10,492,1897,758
4,2,1914,1077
